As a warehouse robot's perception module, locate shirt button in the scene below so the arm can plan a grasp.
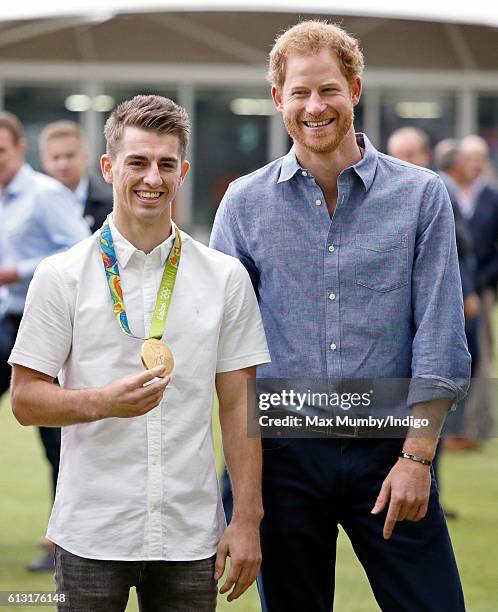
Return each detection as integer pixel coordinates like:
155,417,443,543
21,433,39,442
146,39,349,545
329,343,337,351
301,171,308,177
328,244,335,252
315,199,322,206
328,292,336,301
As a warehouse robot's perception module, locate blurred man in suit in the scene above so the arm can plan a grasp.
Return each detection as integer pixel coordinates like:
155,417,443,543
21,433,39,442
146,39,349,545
39,120,112,233
0,111,90,571
456,136,498,440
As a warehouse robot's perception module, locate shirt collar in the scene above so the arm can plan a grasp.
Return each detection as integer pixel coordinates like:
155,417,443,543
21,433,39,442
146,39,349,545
277,133,378,192
471,177,487,199
353,133,378,192
74,176,90,205
107,214,176,269
277,146,301,183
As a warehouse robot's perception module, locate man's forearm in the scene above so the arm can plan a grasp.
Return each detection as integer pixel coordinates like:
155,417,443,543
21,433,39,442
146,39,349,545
402,398,451,460
11,371,102,427
11,364,169,427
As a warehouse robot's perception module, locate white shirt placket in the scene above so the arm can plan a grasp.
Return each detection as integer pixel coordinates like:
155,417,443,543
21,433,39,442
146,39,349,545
142,253,164,557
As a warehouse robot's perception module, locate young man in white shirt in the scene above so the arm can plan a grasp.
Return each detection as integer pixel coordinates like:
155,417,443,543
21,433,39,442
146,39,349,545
10,95,270,611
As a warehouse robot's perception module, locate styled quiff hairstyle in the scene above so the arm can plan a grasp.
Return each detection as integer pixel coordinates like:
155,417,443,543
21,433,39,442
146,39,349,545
268,20,364,90
0,111,24,144
104,95,190,160
39,120,83,150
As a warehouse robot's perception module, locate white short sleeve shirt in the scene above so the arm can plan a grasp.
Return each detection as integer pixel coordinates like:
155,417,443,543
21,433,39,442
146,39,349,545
10,217,270,561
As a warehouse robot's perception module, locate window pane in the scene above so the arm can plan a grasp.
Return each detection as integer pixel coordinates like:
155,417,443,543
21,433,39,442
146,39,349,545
354,97,364,134
478,95,498,169
380,90,456,151
4,84,80,169
194,88,270,225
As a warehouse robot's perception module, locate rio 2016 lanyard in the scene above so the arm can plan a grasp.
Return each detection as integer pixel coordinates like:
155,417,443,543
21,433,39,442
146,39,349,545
98,218,181,375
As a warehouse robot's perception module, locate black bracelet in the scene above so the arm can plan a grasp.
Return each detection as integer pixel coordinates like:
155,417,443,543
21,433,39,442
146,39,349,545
399,452,432,466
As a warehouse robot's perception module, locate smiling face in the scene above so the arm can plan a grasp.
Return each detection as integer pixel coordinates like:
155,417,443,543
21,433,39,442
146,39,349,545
101,126,189,234
272,49,361,156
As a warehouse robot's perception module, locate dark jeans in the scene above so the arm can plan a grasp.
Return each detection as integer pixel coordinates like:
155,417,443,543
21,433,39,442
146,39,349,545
0,313,61,500
259,437,465,612
55,546,217,612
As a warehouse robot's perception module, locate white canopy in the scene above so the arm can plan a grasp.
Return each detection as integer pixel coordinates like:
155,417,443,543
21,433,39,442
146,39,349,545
1,0,498,28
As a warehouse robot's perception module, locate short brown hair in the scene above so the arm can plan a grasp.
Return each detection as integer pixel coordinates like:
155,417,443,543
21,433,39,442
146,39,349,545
39,120,83,151
268,20,364,90
0,111,23,144
104,95,190,160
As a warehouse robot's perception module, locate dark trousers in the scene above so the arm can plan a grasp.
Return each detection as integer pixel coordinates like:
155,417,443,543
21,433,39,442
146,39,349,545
55,546,217,612
0,313,61,501
259,437,465,612
38,426,61,500
220,469,233,523
0,313,21,398
433,316,480,486
443,316,480,439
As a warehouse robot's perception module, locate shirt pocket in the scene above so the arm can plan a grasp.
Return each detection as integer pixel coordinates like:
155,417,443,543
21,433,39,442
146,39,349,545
354,234,409,293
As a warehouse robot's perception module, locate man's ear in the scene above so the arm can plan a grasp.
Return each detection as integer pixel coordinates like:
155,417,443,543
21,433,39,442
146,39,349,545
100,154,113,184
179,160,190,185
351,77,362,107
17,137,27,157
271,86,284,112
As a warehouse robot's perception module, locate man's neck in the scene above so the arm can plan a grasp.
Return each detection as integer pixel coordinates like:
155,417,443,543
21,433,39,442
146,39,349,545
68,177,83,193
294,131,362,214
0,162,24,191
112,212,172,254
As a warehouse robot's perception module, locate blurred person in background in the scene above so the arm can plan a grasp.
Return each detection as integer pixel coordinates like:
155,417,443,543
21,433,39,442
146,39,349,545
437,136,498,442
386,126,431,168
39,120,112,233
433,139,481,341
388,131,479,518
0,111,90,572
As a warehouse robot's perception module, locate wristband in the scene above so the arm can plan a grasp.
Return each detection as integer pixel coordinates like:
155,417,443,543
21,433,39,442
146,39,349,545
399,452,432,466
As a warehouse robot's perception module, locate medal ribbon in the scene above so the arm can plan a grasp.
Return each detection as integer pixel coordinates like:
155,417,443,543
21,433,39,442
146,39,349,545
98,219,181,340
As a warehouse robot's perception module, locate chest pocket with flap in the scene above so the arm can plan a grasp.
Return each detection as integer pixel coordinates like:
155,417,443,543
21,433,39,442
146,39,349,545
354,234,409,293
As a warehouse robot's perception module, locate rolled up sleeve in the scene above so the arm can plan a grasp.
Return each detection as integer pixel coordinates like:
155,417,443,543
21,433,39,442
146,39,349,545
408,176,471,409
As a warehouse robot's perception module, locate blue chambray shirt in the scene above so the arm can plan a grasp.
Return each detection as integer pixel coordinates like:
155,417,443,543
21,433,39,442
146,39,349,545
0,164,91,315
210,133,471,408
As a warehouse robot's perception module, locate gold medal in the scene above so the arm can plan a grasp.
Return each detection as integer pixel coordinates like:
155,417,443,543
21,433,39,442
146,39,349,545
141,338,174,376
99,221,181,377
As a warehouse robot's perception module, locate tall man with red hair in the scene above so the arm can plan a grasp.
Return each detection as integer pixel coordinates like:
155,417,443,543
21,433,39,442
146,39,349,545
211,21,470,612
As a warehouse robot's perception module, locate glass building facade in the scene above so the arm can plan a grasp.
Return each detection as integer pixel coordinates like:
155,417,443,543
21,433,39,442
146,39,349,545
1,80,496,233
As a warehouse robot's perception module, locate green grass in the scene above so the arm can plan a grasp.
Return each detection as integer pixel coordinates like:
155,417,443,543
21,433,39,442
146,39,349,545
1,394,497,611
